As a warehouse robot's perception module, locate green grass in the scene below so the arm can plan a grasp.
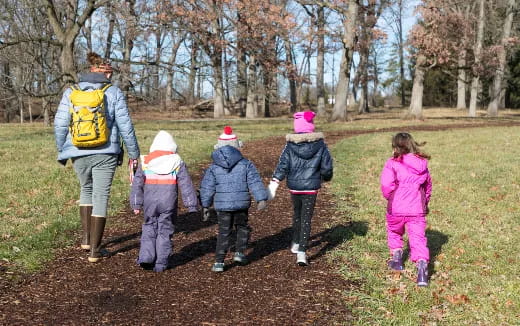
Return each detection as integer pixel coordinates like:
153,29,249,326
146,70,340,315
0,119,295,272
1,112,519,324
330,127,520,325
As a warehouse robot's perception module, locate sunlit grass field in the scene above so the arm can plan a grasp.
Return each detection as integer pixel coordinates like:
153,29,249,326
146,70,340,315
330,127,520,325
1,108,519,324
0,119,292,272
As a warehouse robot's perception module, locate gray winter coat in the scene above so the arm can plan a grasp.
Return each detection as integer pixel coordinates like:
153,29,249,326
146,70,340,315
54,73,140,161
200,145,268,211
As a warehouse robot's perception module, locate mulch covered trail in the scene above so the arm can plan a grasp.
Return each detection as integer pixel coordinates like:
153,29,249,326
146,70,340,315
1,121,517,325
0,134,353,325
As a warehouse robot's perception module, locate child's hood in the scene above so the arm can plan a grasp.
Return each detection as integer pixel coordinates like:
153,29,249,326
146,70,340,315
398,153,428,175
211,145,243,169
142,153,182,175
143,130,181,174
286,132,325,160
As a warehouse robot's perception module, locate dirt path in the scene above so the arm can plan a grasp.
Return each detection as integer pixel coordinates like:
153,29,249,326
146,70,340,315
1,121,518,325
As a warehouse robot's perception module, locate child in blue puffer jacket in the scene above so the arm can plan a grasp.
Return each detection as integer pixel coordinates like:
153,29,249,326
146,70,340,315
200,126,268,272
268,111,333,266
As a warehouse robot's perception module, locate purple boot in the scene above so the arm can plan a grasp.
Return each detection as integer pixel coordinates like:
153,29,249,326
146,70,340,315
417,260,429,286
387,249,404,271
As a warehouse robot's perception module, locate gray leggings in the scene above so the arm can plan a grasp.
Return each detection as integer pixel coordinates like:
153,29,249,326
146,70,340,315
73,154,118,217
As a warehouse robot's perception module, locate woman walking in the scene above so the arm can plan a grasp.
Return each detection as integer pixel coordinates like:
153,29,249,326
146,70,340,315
54,52,140,263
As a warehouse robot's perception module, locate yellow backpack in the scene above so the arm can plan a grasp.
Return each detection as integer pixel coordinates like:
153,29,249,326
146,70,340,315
69,84,111,148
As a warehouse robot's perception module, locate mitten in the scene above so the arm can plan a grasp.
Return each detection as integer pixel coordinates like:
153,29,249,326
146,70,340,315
257,200,267,211
267,179,279,200
202,207,211,222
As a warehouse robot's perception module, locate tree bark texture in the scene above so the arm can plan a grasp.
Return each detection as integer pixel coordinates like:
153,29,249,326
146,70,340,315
408,54,426,119
469,0,485,118
316,6,326,116
487,0,515,116
331,0,358,121
456,51,467,109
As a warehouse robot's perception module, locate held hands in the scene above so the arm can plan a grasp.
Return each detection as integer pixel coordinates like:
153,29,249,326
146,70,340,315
202,207,211,222
128,158,138,183
257,200,267,211
267,179,279,201
133,209,140,215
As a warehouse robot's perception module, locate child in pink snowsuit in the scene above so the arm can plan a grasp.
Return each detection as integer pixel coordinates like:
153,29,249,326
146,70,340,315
380,132,432,286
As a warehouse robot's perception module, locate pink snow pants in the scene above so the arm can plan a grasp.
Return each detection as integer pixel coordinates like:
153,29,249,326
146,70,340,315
386,214,429,262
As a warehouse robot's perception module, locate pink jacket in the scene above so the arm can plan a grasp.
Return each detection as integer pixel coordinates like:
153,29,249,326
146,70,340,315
380,153,432,216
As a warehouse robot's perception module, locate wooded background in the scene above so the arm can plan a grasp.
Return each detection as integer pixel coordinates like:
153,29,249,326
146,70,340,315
0,0,519,124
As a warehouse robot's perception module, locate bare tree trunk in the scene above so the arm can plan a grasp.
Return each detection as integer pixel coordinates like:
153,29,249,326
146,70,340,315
357,48,369,114
196,60,203,100
487,0,515,116
188,39,198,104
283,39,297,113
19,96,24,124
154,29,163,105
263,67,273,117
60,41,77,83
469,0,485,117
104,11,115,59
44,0,98,83
331,0,358,121
28,97,33,123
371,49,379,107
408,55,426,119
120,0,136,94
246,56,257,118
212,56,226,118
300,50,310,106
316,6,326,116
397,0,405,106
165,33,184,110
237,49,247,117
456,51,467,109
84,18,93,52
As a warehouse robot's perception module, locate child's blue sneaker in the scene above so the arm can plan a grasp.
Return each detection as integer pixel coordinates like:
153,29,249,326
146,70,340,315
211,262,224,272
233,252,248,264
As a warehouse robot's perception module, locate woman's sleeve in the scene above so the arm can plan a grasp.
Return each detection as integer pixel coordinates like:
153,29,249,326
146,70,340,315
113,87,140,159
380,160,396,200
53,89,72,151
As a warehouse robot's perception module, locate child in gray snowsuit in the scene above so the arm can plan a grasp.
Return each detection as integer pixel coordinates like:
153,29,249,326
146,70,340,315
199,126,268,272
130,130,199,272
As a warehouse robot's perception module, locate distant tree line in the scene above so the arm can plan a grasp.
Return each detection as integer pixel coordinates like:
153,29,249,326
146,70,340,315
0,0,518,125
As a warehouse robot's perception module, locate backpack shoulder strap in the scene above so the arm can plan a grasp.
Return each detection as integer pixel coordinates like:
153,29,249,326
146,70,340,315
100,83,112,92
70,84,80,91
